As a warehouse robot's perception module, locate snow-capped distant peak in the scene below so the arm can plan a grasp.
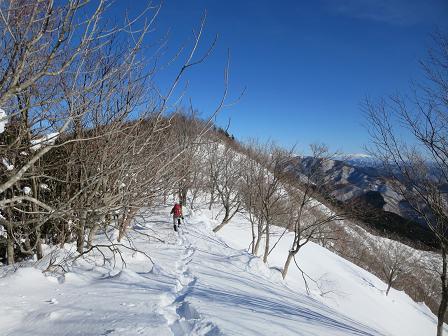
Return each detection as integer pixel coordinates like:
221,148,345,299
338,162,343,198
346,153,373,159
341,153,380,169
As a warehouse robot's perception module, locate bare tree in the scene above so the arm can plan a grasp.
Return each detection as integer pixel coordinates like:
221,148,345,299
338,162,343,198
278,145,343,278
204,140,220,210
240,143,292,262
373,239,416,296
240,144,265,255
365,32,448,336
210,143,243,232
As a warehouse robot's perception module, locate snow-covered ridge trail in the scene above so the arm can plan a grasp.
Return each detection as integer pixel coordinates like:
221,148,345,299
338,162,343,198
0,205,443,335
156,223,219,335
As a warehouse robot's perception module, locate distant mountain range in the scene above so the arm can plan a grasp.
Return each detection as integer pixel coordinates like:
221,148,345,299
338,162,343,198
288,155,436,247
341,153,381,169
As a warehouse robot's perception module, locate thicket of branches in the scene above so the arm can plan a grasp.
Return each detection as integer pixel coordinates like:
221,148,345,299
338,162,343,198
0,0,226,266
193,138,346,281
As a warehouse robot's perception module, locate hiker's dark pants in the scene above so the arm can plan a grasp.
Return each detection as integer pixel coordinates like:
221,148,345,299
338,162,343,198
173,217,181,226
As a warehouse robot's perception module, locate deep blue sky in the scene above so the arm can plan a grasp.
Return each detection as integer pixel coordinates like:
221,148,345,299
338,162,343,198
111,0,447,154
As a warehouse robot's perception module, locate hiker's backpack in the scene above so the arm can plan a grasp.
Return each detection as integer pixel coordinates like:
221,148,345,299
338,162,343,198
173,203,182,217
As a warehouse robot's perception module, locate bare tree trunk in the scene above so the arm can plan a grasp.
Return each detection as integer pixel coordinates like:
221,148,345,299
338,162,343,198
386,273,393,296
59,221,67,248
282,251,294,279
87,224,100,249
87,214,106,249
437,246,448,336
386,282,392,296
253,221,264,256
77,210,87,254
6,222,14,265
24,237,32,252
263,222,270,263
28,169,44,260
251,220,256,254
163,190,167,205
212,220,229,233
208,187,215,210
118,207,138,242
213,206,230,232
190,188,199,209
179,187,188,205
36,239,43,259
384,268,397,296
35,230,43,260
253,234,262,256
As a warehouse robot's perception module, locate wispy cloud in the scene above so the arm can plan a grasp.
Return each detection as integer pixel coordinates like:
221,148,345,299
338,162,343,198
323,0,447,25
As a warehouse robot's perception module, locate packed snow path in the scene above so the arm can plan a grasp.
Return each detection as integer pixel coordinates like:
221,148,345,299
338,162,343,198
0,205,442,335
149,208,380,336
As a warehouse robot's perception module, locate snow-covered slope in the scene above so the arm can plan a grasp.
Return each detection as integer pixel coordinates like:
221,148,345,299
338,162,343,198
215,212,442,336
0,205,443,336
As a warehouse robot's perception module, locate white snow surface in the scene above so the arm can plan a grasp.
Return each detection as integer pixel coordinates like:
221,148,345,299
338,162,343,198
0,205,444,336
30,132,59,151
0,108,7,134
2,157,14,171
